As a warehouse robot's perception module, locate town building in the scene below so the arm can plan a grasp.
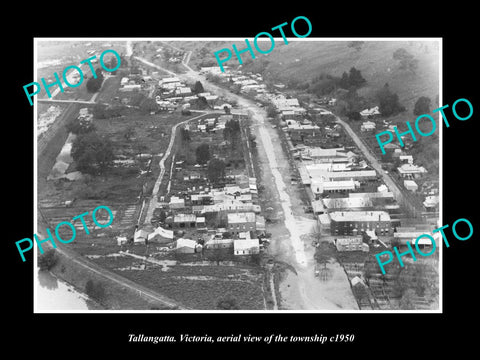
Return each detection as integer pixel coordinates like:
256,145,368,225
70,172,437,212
204,238,234,249
311,179,358,197
172,214,197,228
334,236,369,252
404,179,418,192
397,164,427,179
234,239,260,255
227,212,256,234
176,238,199,254
329,211,392,236
360,121,376,131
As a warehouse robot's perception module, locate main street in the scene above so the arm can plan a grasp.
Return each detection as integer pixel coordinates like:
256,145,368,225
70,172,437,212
333,115,411,212
132,47,357,310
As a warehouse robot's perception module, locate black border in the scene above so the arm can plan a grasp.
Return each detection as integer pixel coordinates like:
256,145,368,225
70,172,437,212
7,5,478,354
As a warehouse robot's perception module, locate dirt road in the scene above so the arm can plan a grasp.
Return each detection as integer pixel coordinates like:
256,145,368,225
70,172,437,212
134,54,358,310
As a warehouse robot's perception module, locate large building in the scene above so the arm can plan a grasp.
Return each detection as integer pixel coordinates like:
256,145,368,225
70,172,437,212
329,211,392,236
311,179,358,197
227,212,256,234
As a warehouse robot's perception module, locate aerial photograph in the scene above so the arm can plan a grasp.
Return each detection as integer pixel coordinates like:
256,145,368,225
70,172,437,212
34,38,440,311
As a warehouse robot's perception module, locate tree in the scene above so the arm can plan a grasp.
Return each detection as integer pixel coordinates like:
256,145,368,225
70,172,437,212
224,119,241,151
38,249,58,271
377,83,405,116
66,119,96,135
86,69,104,93
195,143,210,164
71,132,114,175
393,48,418,73
207,158,226,183
348,67,366,88
195,96,209,110
266,104,277,118
192,81,204,94
339,71,350,89
348,41,365,52
413,96,431,115
216,297,239,310
180,128,190,143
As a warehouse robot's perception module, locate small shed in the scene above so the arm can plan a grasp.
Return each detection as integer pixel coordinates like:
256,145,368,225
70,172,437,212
176,238,198,254
404,180,418,192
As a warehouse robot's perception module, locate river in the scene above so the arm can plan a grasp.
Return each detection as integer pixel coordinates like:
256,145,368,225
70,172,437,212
36,270,89,311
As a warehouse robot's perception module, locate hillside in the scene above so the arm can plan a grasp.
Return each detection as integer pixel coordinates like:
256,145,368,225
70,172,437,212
172,39,440,174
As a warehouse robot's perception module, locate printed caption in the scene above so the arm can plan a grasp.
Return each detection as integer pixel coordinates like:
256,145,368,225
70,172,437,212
128,333,355,344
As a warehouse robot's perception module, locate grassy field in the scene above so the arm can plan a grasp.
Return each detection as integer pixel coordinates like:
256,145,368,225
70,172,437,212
86,251,266,310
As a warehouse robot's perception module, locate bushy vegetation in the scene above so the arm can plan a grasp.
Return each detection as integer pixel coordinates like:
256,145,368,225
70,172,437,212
86,68,104,93
376,83,405,116
413,96,431,115
71,131,114,175
85,279,107,302
38,249,58,271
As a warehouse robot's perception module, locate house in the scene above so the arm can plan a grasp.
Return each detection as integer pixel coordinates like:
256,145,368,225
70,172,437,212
397,164,427,179
360,106,380,117
311,179,358,197
169,196,185,209
119,84,141,92
116,236,128,246
176,238,198,254
227,212,256,234
399,155,414,164
175,87,192,96
404,180,418,192
255,215,266,232
173,214,197,228
159,77,182,89
423,195,439,210
334,236,368,252
318,213,331,233
234,239,260,255
134,229,149,244
361,121,376,132
196,217,206,228
394,228,438,250
147,226,174,242
205,238,234,249
302,147,349,163
311,199,326,215
329,211,392,236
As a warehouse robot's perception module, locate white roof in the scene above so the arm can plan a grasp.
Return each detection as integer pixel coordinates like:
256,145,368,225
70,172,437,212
234,239,259,251
169,196,185,204
323,197,372,209
161,77,181,83
318,213,331,224
147,226,173,240
176,238,197,249
174,214,196,222
351,276,365,287
228,212,256,224
329,211,391,222
336,237,363,245
398,164,427,174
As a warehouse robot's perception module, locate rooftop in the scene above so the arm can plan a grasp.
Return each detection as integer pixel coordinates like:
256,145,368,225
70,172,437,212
233,239,259,250
228,212,256,224
329,211,391,222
